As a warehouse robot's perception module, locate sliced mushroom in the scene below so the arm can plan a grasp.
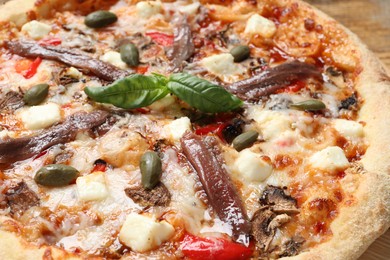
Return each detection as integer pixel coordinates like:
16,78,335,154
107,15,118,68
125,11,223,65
260,185,299,214
5,181,40,218
277,237,305,257
124,182,171,207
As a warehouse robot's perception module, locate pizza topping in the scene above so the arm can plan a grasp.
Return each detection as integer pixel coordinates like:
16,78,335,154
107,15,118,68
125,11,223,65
76,171,109,201
21,20,51,40
5,181,40,218
118,213,174,252
165,116,192,142
0,91,24,111
230,45,250,63
333,119,364,139
260,186,298,214
124,182,171,207
290,99,326,111
226,61,322,101
235,149,273,183
251,209,279,251
0,110,108,164
181,131,251,244
167,15,194,72
34,164,79,187
20,57,42,79
180,234,253,260
339,93,358,110
20,103,61,130
23,83,49,106
120,43,140,67
276,237,305,257
100,51,128,70
201,53,245,79
244,14,277,38
140,151,162,189
309,146,349,171
6,40,128,81
84,10,118,28
136,1,162,18
232,130,259,152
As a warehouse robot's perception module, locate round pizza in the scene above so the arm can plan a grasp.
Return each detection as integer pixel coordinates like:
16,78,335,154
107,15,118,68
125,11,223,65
0,0,389,259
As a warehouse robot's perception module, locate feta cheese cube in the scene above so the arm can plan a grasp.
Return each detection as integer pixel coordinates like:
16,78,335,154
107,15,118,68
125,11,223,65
309,146,349,171
244,14,276,38
76,171,109,201
235,149,273,182
136,1,162,18
165,117,192,142
333,119,364,139
20,103,61,130
119,213,174,252
100,51,127,69
201,53,244,77
21,20,51,39
178,2,200,15
249,109,291,140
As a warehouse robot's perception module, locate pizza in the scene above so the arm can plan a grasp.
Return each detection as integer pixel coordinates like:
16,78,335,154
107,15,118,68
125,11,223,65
0,0,389,259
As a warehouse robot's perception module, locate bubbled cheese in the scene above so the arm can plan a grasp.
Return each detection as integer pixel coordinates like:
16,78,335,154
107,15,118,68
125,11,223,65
244,14,276,38
76,171,109,201
119,213,174,252
20,103,61,130
333,119,364,139
136,1,162,18
21,20,51,39
309,146,349,171
235,149,273,182
100,51,128,69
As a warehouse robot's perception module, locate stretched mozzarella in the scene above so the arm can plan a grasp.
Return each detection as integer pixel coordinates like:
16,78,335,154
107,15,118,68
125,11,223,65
119,213,174,252
244,14,276,38
333,119,364,139
76,171,109,201
309,146,349,171
165,117,192,142
136,1,162,18
100,51,127,69
249,109,292,140
235,149,273,182
201,53,244,77
20,103,61,130
21,20,51,39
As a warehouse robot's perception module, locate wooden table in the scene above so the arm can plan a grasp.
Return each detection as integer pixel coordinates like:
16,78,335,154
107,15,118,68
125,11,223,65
0,0,388,259
308,1,390,259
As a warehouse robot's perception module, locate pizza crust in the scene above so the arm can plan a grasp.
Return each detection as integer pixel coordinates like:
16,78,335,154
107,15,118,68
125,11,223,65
0,0,389,259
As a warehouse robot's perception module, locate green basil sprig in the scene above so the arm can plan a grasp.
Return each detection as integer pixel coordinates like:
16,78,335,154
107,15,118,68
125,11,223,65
84,73,243,113
167,73,243,113
84,74,169,109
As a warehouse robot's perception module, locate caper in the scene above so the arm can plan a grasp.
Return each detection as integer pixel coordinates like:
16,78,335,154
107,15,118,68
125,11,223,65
85,11,118,28
34,164,79,187
23,83,49,106
140,151,162,189
232,130,259,151
120,43,139,67
290,100,326,111
230,45,250,62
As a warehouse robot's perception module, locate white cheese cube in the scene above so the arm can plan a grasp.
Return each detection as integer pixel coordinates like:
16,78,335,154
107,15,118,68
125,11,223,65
66,67,83,79
76,171,109,201
100,51,128,69
235,149,273,182
249,109,291,140
244,14,276,38
20,103,61,130
148,94,176,111
119,213,174,252
21,20,51,39
165,117,192,142
178,2,200,15
309,146,349,171
136,1,162,18
201,53,244,77
333,119,364,139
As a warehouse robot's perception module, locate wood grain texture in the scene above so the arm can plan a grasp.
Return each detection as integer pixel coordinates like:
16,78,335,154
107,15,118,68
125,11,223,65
0,0,388,259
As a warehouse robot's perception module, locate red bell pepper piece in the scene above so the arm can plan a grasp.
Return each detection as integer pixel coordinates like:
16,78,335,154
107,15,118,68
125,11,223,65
19,57,42,79
38,37,62,46
136,65,149,74
145,32,174,46
92,161,107,172
180,234,253,260
276,80,306,94
195,123,228,141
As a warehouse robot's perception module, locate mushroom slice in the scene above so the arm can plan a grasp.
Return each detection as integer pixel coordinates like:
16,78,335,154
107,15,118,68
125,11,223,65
124,182,171,207
260,185,299,214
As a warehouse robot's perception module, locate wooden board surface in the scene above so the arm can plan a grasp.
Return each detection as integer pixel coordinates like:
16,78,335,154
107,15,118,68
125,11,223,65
0,0,388,259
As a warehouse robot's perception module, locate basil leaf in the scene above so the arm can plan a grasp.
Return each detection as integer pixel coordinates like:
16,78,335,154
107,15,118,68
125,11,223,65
167,73,243,113
84,74,169,109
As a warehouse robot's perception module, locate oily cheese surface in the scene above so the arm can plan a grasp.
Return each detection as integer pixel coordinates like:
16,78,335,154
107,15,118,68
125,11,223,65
0,0,389,259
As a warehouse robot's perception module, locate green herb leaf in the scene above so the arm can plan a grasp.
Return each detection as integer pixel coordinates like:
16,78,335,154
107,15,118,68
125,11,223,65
84,74,169,109
167,73,243,113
